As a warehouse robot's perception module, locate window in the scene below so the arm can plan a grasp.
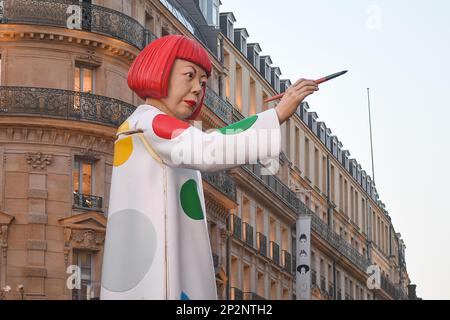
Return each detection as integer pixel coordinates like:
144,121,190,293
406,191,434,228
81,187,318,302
362,198,366,233
145,12,155,34
322,156,327,194
235,63,242,111
224,51,230,100
385,225,389,254
0,53,2,85
257,272,265,298
74,65,94,93
270,280,277,299
265,62,271,83
227,20,234,41
73,158,101,210
295,126,300,168
350,186,354,221
250,78,256,115
339,174,344,210
72,250,93,300
241,35,247,56
344,180,349,216
253,51,260,70
199,0,220,27
330,165,335,203
304,138,310,179
73,158,93,196
314,148,319,188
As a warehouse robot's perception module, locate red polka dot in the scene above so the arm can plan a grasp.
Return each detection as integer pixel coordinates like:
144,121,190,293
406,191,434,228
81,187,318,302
152,114,191,140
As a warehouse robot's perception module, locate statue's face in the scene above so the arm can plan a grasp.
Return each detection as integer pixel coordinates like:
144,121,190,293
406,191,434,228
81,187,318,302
160,59,208,120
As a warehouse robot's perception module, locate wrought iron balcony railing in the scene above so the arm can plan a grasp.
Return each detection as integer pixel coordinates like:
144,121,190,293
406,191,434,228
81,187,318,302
242,163,371,273
0,0,158,50
202,171,236,201
243,292,265,300
282,250,291,273
380,274,408,300
204,86,233,125
73,192,103,211
228,214,242,240
256,232,267,257
269,241,280,265
231,287,243,300
242,222,254,248
0,86,136,127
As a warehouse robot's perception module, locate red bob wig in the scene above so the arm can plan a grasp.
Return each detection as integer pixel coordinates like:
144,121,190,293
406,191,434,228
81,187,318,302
127,35,212,120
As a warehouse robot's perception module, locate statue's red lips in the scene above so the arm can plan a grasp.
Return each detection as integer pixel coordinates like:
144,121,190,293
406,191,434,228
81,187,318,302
184,100,197,108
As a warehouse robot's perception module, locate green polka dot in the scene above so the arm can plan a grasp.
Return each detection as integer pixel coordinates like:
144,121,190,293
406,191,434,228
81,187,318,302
217,115,258,135
180,180,204,220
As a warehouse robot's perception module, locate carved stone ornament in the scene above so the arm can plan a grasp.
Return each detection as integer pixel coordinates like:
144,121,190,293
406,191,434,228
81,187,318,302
75,49,103,68
26,152,52,169
79,148,101,161
72,230,105,250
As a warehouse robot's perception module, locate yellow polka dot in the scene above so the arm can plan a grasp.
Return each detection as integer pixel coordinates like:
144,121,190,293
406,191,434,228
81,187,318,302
117,121,130,135
113,136,133,167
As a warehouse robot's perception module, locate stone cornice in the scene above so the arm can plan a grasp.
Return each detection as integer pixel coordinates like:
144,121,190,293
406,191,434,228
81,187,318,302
0,24,139,61
0,122,115,154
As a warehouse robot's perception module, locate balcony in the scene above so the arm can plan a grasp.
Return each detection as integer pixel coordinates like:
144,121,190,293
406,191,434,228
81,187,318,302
269,241,280,265
228,214,242,240
242,222,254,248
380,274,408,300
282,250,291,273
202,171,236,201
231,287,243,300
0,86,135,127
203,86,233,125
256,232,267,257
311,213,370,273
73,192,103,212
242,163,371,274
243,292,265,300
0,0,155,50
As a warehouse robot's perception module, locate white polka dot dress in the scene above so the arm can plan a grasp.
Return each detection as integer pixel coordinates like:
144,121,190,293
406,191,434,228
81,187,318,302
100,105,281,300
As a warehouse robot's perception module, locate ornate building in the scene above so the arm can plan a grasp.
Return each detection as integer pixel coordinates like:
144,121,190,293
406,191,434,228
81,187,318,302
0,0,418,300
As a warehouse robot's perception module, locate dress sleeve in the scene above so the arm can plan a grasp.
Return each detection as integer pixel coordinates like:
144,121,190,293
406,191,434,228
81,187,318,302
132,107,281,173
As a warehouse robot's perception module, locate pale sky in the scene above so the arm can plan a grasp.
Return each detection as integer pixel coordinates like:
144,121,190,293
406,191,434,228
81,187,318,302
220,0,450,300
